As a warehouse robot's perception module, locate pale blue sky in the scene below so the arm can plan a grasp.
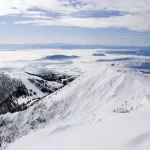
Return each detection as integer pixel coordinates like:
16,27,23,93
0,0,150,46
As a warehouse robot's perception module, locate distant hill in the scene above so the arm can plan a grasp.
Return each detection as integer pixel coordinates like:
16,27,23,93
0,43,148,50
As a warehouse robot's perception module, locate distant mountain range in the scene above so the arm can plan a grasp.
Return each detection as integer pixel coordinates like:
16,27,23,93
0,44,149,50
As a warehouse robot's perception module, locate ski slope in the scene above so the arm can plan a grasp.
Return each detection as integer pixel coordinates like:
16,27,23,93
1,64,150,150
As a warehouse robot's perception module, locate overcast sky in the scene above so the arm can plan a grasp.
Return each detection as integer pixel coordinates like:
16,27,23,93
0,0,150,46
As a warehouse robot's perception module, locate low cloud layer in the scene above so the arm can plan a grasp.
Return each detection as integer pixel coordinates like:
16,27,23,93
0,0,150,31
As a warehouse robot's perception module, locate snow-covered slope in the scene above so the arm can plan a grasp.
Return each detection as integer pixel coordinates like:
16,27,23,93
7,71,63,104
1,64,150,150
0,71,75,115
6,106,150,150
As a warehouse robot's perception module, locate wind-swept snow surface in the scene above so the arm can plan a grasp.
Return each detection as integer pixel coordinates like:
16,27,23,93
6,108,150,150
1,64,150,150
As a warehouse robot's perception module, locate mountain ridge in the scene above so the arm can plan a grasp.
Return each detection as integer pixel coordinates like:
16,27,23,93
0,64,150,150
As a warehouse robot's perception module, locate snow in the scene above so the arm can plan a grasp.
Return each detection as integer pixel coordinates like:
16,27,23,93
4,71,63,105
1,64,150,150
6,106,150,150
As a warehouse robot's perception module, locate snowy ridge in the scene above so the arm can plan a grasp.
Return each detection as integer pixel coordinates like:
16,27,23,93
0,70,76,115
0,64,150,150
6,71,63,104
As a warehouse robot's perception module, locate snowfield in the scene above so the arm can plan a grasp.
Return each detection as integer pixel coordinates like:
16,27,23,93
0,64,150,150
6,109,150,150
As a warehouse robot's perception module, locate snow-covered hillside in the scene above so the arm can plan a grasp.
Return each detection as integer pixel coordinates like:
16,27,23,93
0,64,150,150
6,108,150,150
0,71,75,115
